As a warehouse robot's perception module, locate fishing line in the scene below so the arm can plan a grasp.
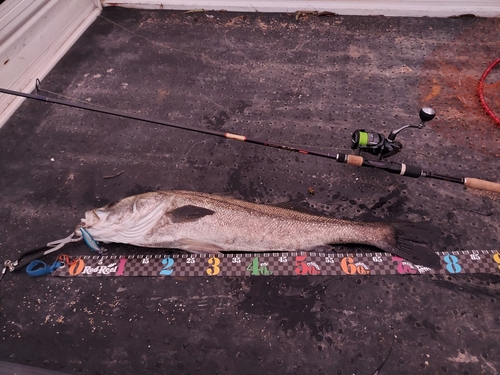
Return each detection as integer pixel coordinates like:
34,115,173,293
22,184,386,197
35,83,351,152
371,332,396,375
1,86,499,195
99,15,199,57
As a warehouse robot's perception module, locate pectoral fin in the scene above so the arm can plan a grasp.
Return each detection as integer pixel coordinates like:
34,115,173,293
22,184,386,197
167,205,215,223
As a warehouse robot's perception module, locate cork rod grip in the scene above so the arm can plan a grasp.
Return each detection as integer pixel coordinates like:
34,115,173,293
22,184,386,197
463,178,500,193
345,154,364,167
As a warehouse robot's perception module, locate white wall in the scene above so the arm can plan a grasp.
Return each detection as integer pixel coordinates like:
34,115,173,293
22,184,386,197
102,0,500,17
0,0,102,128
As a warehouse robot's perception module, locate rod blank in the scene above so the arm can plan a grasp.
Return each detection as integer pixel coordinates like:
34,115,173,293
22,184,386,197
1,87,499,194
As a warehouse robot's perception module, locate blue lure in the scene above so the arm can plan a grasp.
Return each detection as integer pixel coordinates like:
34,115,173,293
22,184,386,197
80,227,104,254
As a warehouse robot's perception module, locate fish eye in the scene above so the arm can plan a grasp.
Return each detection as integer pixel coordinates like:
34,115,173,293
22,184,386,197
105,200,119,208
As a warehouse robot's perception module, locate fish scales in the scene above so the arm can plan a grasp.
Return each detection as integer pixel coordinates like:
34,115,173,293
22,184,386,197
81,190,440,268
154,192,390,251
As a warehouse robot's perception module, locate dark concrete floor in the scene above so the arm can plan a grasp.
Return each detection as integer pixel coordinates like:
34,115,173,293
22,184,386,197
0,8,499,375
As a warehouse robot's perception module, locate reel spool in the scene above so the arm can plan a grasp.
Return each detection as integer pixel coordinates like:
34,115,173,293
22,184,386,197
351,108,436,159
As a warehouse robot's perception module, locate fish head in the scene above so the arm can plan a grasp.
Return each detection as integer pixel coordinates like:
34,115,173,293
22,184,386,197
80,192,170,233
82,196,135,229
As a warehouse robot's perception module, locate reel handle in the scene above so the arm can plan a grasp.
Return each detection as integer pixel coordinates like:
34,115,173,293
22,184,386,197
351,107,435,159
419,107,436,122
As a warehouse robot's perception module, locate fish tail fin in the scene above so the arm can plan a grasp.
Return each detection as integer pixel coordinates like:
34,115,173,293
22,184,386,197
385,222,441,269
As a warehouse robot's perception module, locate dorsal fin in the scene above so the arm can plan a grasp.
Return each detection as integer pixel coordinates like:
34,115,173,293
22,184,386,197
272,198,323,216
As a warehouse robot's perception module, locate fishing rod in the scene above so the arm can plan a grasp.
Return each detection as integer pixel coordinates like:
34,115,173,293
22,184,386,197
1,85,499,194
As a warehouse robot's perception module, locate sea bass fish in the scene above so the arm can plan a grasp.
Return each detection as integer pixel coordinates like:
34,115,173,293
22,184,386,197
79,190,441,268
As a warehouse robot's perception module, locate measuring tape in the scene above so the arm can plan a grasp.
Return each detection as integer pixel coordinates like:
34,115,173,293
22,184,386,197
51,250,500,277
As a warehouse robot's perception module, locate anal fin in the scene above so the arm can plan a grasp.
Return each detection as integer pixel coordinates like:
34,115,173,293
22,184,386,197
177,238,223,254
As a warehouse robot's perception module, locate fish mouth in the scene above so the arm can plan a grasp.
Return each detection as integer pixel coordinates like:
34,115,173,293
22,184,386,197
83,209,110,227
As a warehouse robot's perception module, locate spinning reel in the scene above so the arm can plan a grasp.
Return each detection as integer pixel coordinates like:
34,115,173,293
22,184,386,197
351,107,436,159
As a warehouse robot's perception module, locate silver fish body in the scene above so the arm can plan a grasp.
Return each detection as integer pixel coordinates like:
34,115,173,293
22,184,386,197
80,190,440,268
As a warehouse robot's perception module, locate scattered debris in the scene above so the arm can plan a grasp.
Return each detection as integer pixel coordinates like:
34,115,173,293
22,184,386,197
291,11,338,21
103,170,125,179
